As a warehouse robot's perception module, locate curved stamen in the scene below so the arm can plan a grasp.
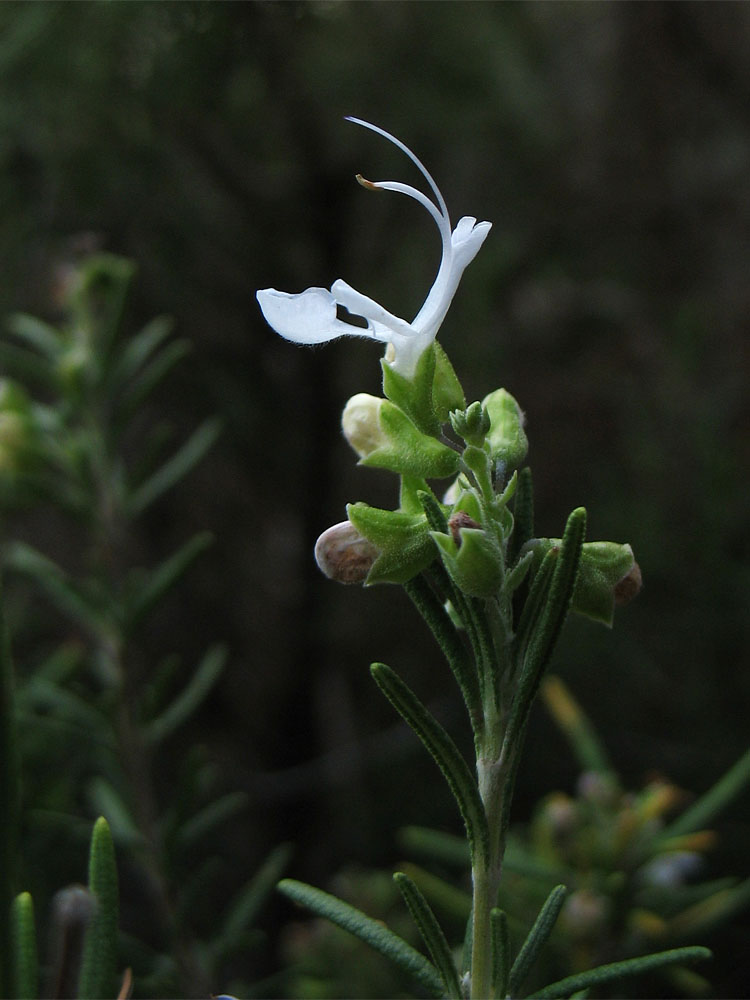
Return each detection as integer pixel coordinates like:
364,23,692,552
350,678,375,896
360,178,448,237
345,117,450,225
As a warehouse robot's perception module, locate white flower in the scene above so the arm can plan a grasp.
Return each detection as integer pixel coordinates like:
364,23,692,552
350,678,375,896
256,118,491,378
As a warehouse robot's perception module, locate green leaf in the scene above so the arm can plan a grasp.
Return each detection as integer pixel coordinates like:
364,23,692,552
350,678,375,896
108,315,175,389
501,509,586,835
175,791,248,850
516,508,586,708
402,575,482,734
21,678,113,744
397,863,471,923
146,644,228,745
658,746,750,841
504,549,535,597
371,662,489,867
508,884,567,996
491,908,510,999
115,339,191,422
398,826,470,868
417,488,450,533
0,341,56,388
128,416,221,515
216,844,292,951
541,675,614,776
4,542,106,633
87,779,143,847
510,466,534,562
11,892,38,1000
277,879,445,998
513,549,555,662
394,872,462,999
125,531,214,629
77,817,120,1000
666,877,750,938
6,313,61,360
528,945,711,999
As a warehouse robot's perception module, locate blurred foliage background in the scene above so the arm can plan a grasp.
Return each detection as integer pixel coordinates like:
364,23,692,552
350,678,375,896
0,1,748,995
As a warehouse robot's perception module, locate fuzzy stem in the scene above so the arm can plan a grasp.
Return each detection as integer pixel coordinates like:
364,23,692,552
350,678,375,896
471,754,506,1000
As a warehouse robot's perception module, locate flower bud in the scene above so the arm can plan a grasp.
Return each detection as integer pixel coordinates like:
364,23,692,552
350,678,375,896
481,388,528,470
341,393,387,459
614,560,642,605
560,889,610,941
525,538,640,626
450,401,490,445
314,521,379,584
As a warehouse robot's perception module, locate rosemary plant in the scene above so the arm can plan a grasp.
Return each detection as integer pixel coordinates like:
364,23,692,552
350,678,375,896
258,119,711,999
0,255,287,997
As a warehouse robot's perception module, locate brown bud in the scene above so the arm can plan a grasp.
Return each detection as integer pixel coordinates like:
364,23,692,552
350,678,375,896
448,510,481,546
314,521,379,584
614,561,642,605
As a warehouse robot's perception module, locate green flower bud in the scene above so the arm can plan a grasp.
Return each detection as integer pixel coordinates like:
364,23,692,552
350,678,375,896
314,521,380,584
450,401,491,445
482,388,528,470
525,537,640,626
431,512,504,598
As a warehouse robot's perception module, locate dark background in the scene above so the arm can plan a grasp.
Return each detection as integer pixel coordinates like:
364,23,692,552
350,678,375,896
1,1,748,994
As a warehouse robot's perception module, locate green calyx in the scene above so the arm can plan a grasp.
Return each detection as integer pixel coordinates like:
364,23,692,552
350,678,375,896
431,523,504,598
482,388,528,471
347,500,440,585
524,538,639,626
359,400,460,480
381,343,465,437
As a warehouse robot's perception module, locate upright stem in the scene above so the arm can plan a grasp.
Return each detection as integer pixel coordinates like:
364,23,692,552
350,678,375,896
471,703,508,1000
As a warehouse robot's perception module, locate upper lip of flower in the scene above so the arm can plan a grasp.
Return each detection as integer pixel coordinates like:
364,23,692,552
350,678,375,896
256,117,491,377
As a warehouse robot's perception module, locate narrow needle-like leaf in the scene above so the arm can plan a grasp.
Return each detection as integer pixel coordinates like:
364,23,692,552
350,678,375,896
12,892,38,1000
278,879,444,998
508,884,567,996
491,908,510,999
658,746,750,841
77,817,119,1000
404,575,482,732
371,662,489,867
395,871,462,999
527,945,711,999
129,417,221,515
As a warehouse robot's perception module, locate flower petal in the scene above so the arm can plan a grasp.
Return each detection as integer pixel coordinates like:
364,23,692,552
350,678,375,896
450,217,492,267
412,217,492,338
256,287,356,345
331,279,416,341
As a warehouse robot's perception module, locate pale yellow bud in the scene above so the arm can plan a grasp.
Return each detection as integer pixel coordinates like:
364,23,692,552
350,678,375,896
341,393,386,458
314,521,379,584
